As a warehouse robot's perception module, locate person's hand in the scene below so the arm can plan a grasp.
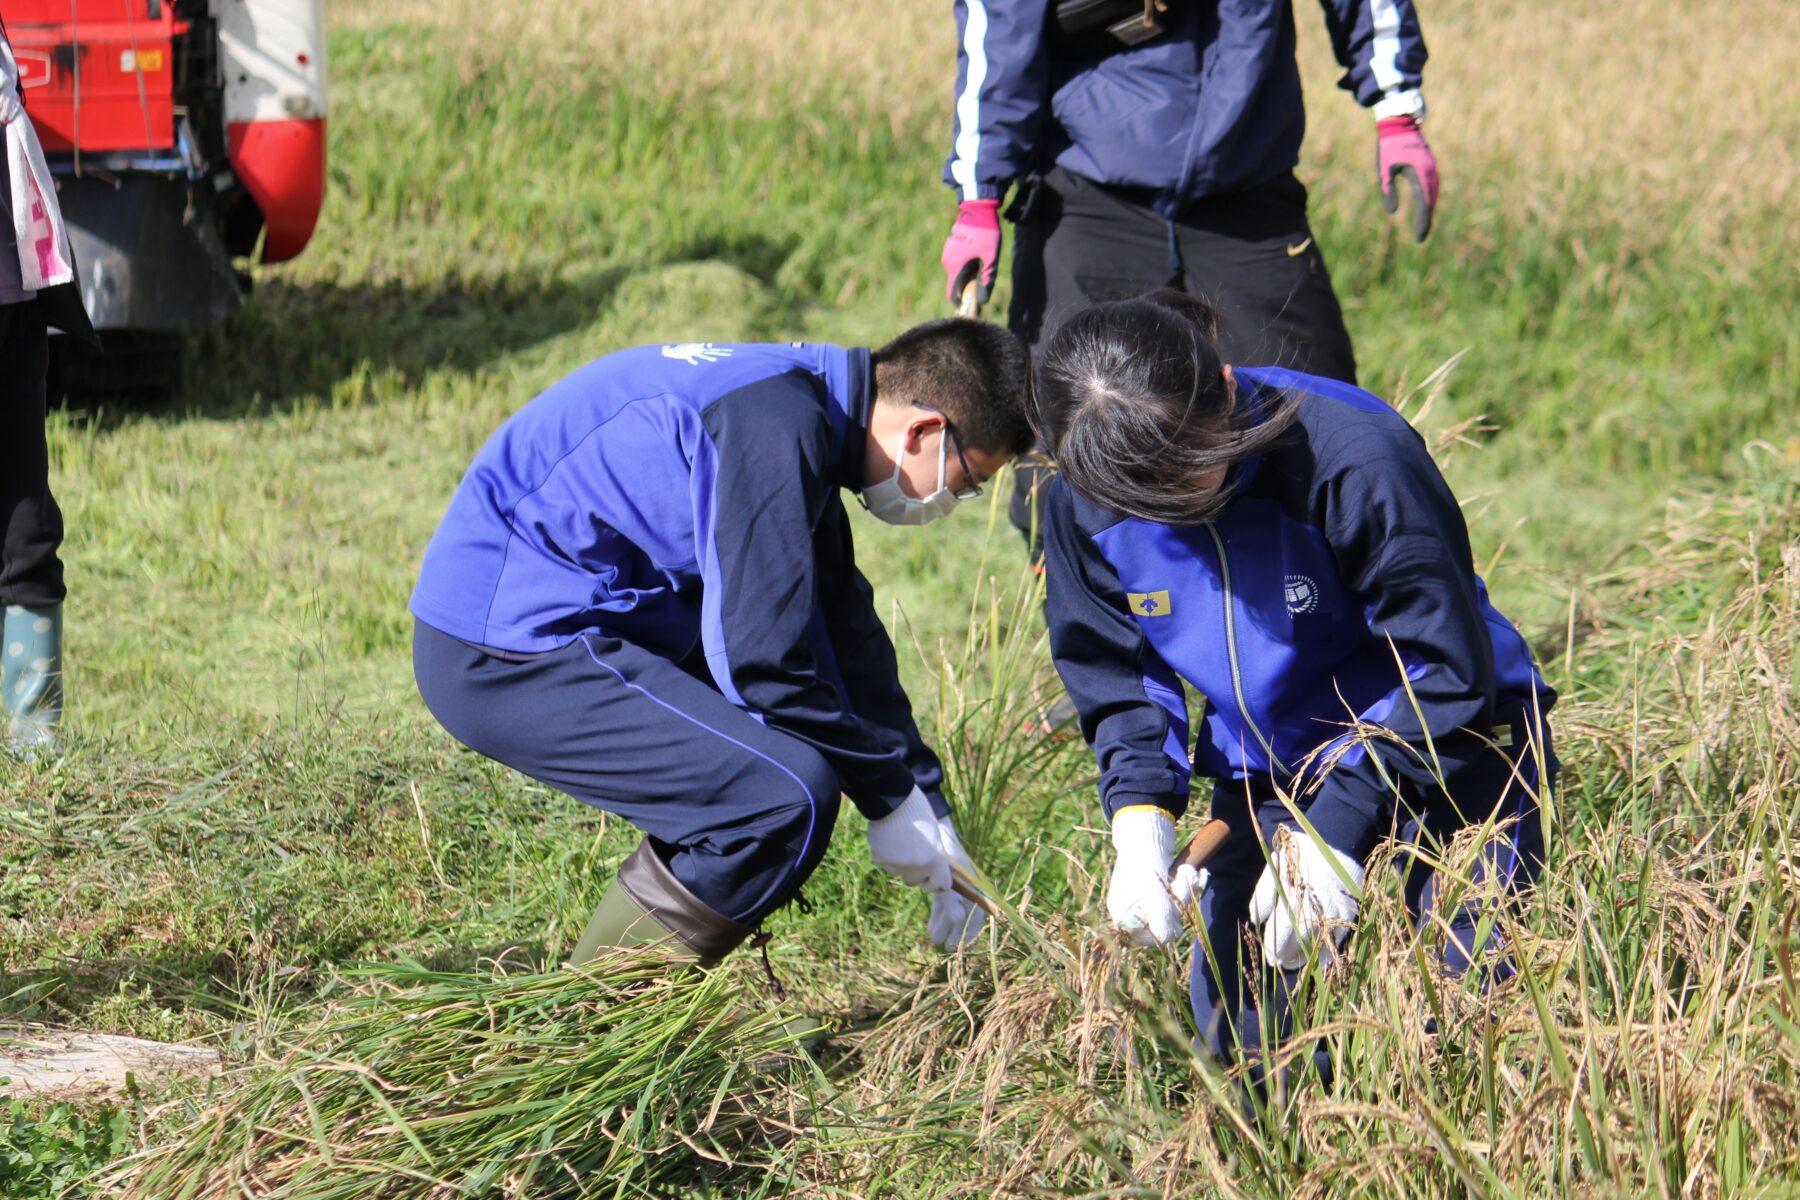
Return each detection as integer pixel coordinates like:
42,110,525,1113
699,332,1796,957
940,199,1002,304
1377,117,1439,242
1247,825,1366,970
866,786,952,893
927,816,986,949
1106,807,1204,946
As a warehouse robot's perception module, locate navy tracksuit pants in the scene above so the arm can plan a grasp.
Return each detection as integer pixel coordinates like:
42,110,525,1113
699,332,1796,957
1189,719,1553,1084
412,620,841,925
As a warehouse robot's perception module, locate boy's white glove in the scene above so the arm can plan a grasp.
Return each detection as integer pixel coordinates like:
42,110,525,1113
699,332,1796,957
866,786,952,893
1107,807,1204,946
1247,825,1366,970
927,816,986,949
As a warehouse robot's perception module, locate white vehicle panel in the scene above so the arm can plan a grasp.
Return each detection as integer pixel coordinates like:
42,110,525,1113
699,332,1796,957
217,0,328,125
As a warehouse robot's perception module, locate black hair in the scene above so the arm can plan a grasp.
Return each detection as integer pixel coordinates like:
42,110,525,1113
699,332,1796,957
1031,290,1297,523
871,319,1035,456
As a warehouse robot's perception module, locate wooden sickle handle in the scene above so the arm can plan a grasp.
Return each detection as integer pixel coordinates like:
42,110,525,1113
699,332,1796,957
1175,818,1231,873
957,279,982,320
948,862,998,915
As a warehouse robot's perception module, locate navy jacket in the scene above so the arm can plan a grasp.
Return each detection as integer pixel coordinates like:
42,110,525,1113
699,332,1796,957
1043,367,1554,859
410,342,943,820
946,0,1427,214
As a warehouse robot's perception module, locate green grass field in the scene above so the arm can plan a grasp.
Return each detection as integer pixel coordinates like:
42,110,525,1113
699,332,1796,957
3,0,1797,1194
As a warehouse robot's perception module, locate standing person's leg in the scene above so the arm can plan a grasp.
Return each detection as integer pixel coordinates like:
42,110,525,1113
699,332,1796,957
412,621,844,964
1007,169,1181,551
1,301,66,752
1176,172,1358,385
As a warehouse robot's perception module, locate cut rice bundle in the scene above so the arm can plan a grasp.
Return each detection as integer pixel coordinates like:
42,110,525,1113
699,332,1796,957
106,953,806,1198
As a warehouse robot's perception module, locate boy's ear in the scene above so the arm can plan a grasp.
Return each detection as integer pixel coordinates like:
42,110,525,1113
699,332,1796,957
902,408,945,453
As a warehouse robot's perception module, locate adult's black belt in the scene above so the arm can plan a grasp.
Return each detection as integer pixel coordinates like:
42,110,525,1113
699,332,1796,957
1052,0,1173,50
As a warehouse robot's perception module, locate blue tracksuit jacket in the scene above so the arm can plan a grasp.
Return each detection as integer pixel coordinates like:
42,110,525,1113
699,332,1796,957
1043,367,1554,859
409,342,941,820
946,0,1427,214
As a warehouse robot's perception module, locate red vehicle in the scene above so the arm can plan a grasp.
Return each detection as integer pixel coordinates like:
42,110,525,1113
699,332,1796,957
6,0,327,392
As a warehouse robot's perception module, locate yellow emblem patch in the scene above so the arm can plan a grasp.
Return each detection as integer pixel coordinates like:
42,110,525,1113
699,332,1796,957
1127,590,1171,618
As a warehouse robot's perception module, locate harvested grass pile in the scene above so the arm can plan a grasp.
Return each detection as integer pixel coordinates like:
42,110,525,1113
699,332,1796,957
105,954,805,1198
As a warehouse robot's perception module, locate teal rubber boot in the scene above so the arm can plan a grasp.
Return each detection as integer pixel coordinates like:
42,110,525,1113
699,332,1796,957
3,605,63,754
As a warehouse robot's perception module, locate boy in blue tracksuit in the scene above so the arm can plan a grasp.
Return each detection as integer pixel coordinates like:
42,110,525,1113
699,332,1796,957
411,324,1033,966
936,0,1441,551
1033,293,1554,1079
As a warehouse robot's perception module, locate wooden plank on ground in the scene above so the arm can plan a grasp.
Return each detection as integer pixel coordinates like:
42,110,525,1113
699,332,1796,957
0,1026,222,1099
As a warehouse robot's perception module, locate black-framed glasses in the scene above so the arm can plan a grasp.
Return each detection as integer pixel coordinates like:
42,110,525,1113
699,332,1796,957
912,402,984,500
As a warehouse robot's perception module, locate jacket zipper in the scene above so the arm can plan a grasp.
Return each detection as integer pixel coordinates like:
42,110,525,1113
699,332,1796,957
1202,522,1289,777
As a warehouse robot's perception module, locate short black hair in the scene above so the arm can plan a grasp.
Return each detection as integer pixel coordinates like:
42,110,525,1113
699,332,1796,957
872,319,1035,456
1032,290,1297,523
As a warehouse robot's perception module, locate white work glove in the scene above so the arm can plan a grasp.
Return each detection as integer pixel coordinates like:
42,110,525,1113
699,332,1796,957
1247,825,1366,970
927,816,986,949
1107,807,1204,946
866,786,952,893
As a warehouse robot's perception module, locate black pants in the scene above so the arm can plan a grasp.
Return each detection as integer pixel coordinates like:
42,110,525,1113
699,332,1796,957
0,301,63,609
1007,167,1357,546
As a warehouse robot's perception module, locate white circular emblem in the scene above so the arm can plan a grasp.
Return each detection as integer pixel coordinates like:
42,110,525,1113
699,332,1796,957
1284,575,1318,616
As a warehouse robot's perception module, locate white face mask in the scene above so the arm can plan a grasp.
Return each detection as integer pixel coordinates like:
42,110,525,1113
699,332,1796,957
862,427,963,526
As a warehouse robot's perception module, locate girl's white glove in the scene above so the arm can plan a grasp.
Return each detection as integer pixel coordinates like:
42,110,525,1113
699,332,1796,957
866,786,952,893
1107,807,1204,946
1247,825,1366,970
927,816,986,949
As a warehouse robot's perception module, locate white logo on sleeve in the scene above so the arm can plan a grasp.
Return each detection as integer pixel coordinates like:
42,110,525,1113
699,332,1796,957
662,343,733,366
1283,575,1318,615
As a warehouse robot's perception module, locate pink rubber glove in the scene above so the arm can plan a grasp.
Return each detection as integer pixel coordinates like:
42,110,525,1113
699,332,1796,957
1377,117,1439,243
941,199,1002,304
